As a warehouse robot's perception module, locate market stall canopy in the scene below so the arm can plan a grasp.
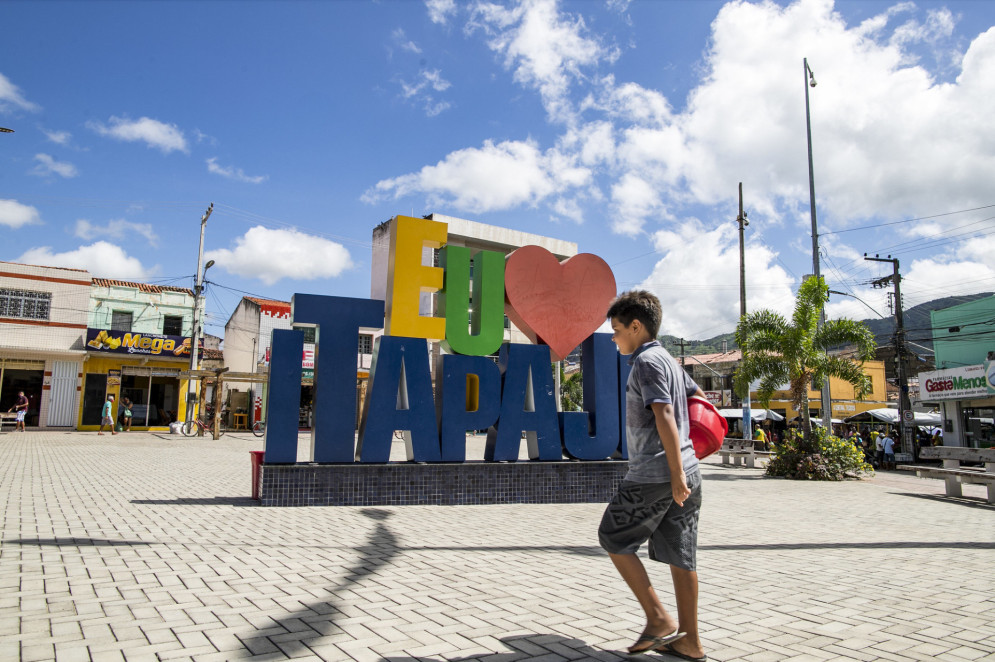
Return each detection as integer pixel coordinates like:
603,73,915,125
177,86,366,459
843,408,941,425
717,409,785,422
789,416,844,427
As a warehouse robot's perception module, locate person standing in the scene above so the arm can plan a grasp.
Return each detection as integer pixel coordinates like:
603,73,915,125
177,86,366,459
98,395,117,436
120,396,133,432
598,291,707,661
9,391,29,432
881,431,895,470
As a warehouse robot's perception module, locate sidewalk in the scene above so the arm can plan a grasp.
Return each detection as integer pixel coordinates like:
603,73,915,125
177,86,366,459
1,431,993,661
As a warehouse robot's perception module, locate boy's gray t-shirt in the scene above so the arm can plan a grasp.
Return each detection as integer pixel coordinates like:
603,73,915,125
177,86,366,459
624,341,701,483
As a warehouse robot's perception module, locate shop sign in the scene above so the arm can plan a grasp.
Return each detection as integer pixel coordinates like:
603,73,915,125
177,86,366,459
107,369,121,387
919,363,994,400
832,403,857,412
86,328,202,358
264,344,315,370
703,390,730,406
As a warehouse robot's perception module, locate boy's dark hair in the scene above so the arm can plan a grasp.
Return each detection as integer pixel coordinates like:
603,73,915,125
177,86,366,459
606,290,662,339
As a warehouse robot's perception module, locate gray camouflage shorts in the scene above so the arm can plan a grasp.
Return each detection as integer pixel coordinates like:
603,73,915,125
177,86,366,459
597,470,702,571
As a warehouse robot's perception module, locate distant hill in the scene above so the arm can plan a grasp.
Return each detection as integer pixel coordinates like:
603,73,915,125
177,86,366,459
661,292,993,357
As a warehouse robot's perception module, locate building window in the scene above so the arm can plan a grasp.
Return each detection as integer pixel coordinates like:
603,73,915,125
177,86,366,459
0,289,52,320
162,315,183,336
292,326,317,344
111,310,133,332
359,334,373,354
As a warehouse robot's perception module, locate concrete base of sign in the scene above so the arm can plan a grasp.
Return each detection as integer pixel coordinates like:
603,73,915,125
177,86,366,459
258,460,628,507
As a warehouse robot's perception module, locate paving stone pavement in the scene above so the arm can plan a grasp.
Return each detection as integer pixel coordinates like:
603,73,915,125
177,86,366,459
1,430,993,662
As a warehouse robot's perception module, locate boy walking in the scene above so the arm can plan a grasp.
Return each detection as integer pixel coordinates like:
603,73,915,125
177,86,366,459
599,291,707,661
9,391,29,431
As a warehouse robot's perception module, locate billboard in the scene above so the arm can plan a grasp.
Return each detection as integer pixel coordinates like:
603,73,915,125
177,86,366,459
86,328,202,359
919,363,994,401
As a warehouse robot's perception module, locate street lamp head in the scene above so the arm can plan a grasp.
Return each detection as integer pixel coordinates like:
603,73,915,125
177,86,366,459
204,259,215,270
809,77,817,88
0,127,14,133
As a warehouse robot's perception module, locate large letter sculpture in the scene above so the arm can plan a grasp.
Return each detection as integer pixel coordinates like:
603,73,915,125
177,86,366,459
292,294,385,463
264,328,304,463
357,336,441,463
560,333,620,460
485,343,561,461
439,354,502,461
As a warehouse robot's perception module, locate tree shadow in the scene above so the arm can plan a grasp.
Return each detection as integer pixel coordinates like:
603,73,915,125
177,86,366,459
700,541,995,551
130,497,258,506
8,537,159,547
383,633,625,661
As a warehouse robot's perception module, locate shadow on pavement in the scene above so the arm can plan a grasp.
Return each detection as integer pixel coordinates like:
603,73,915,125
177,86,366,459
130,496,258,506
701,541,995,551
889,491,995,511
383,633,623,662
9,537,159,547
701,472,765,481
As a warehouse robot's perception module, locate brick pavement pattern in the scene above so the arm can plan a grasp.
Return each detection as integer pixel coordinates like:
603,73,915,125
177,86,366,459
1,431,993,662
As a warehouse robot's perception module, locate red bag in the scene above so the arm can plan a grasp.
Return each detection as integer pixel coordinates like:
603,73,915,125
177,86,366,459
687,395,728,459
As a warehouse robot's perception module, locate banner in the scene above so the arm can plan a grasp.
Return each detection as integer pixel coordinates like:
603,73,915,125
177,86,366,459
919,363,992,401
86,328,202,359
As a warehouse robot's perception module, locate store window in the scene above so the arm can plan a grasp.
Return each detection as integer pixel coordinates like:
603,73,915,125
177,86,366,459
111,310,133,332
0,288,51,320
0,360,45,427
162,315,183,336
120,367,181,427
359,334,373,355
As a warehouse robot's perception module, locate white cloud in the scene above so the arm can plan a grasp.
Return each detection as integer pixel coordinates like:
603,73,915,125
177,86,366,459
426,0,456,25
74,219,159,247
0,199,41,229
637,220,796,338
392,28,423,54
17,242,154,280
206,158,268,184
364,138,590,212
470,0,619,124
31,153,78,178
88,116,188,154
42,129,72,145
0,72,39,113
205,226,353,286
398,69,453,117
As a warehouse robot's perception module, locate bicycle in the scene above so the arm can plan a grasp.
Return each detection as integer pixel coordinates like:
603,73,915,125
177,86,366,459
252,420,265,437
181,415,228,437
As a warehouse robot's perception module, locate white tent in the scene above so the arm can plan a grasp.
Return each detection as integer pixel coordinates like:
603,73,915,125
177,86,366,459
717,408,785,422
843,408,941,425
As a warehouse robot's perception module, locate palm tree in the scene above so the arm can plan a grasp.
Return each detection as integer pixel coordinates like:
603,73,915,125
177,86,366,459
734,276,875,452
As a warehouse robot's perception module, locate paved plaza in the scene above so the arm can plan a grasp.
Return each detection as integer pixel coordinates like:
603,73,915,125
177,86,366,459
1,431,993,662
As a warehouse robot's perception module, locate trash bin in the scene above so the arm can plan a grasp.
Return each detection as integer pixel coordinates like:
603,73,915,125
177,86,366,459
250,450,265,500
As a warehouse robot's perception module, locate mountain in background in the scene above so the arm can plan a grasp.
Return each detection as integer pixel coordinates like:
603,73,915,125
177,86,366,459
661,292,994,357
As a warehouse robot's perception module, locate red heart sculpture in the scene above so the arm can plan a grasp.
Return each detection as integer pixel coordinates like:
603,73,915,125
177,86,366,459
504,246,617,361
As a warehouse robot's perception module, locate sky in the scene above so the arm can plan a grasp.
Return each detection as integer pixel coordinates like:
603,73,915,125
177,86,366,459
2,0,994,342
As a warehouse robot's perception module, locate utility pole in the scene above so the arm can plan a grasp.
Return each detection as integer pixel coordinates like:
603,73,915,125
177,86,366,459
679,338,686,368
738,183,752,441
185,203,213,427
865,254,911,454
803,58,833,431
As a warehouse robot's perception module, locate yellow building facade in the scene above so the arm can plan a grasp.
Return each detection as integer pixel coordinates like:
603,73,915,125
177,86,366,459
761,359,888,421
77,354,192,431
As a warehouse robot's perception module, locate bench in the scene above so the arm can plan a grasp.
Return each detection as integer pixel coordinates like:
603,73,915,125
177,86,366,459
0,412,17,433
718,439,772,469
898,446,995,504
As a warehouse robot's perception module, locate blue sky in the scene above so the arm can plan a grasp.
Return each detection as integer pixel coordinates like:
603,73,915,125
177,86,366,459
2,0,994,341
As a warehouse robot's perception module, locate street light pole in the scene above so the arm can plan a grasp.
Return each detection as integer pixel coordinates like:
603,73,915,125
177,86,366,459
804,58,833,430
185,203,213,425
737,182,752,441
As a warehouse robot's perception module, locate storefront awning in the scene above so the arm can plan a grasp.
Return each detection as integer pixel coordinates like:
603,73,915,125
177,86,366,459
843,408,940,425
717,408,785,421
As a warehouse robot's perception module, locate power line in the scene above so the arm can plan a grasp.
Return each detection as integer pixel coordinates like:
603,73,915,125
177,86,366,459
821,203,995,236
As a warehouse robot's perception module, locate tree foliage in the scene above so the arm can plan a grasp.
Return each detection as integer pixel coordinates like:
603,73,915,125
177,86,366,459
734,277,876,453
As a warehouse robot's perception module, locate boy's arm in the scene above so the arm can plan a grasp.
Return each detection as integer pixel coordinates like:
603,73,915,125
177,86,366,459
650,401,691,507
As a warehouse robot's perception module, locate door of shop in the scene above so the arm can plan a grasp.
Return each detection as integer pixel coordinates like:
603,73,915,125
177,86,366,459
81,373,108,425
0,359,45,427
121,366,180,427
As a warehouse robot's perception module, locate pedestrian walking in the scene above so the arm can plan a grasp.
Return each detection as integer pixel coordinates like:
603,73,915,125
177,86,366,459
598,291,707,661
881,431,895,470
120,396,133,432
98,395,117,436
8,391,29,432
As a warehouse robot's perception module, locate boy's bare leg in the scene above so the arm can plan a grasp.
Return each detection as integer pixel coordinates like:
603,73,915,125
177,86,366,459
609,553,680,651
667,566,705,659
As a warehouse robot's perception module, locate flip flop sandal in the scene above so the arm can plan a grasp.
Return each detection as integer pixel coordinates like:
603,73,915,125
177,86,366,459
627,631,686,655
659,641,708,662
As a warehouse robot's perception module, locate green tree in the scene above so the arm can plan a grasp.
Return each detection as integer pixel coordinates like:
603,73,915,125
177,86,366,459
560,368,583,412
733,276,876,454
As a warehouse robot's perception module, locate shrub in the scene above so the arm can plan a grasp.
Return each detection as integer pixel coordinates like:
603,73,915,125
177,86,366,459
766,427,872,480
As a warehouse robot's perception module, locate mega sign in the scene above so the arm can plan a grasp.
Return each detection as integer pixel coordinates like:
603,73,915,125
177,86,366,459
87,328,201,358
265,215,625,464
